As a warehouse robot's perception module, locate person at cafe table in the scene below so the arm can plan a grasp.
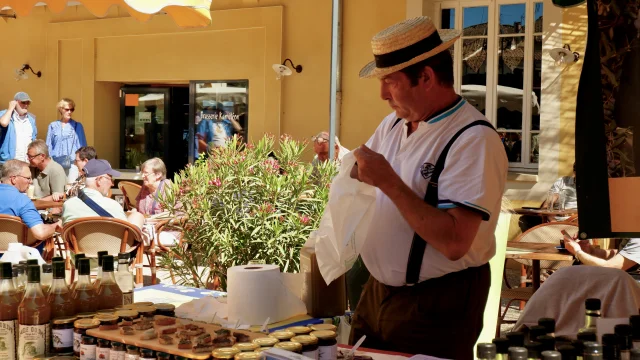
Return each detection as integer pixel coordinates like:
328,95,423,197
564,235,640,272
62,159,145,241
66,146,97,198
27,139,66,202
0,159,61,243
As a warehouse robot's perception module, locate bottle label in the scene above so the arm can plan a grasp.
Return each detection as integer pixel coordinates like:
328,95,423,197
74,332,82,354
109,350,125,360
122,292,133,305
96,347,110,359
52,328,73,349
0,320,17,360
318,344,337,360
303,349,319,360
17,324,49,360
80,343,96,360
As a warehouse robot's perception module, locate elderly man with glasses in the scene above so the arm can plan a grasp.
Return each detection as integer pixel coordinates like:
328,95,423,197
311,131,349,166
0,92,38,163
27,139,66,202
0,159,61,243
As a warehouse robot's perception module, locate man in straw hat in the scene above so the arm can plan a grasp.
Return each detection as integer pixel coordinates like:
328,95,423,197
349,17,508,359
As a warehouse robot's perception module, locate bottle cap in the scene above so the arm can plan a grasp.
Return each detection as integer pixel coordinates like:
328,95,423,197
602,333,620,345
577,331,597,342
537,335,556,352
97,251,109,266
118,252,129,262
529,325,548,341
102,255,115,272
476,343,496,359
585,298,601,311
141,349,155,356
51,256,63,263
525,341,542,359
541,350,561,359
557,345,577,360
615,324,633,350
98,338,111,346
26,259,38,266
0,262,13,279
507,331,526,347
78,258,91,276
602,333,621,360
42,264,52,274
74,253,86,264
630,315,640,337
538,318,556,334
82,335,95,344
583,341,602,355
52,261,66,279
492,338,510,354
27,264,40,283
508,346,528,360
127,345,138,351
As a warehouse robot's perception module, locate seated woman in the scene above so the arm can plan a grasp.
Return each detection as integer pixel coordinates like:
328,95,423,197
136,158,178,247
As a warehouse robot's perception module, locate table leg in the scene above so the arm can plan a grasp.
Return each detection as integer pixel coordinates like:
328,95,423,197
532,260,540,291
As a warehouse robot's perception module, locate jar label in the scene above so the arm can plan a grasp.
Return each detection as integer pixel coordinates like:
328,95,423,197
303,349,319,360
0,320,17,360
96,347,110,359
125,353,138,360
109,349,125,360
318,344,337,360
18,323,49,360
74,331,82,354
80,343,97,360
52,328,73,349
122,292,133,305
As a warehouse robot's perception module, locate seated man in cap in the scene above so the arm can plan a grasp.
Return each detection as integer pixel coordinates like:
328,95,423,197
62,159,145,237
0,160,61,244
27,139,66,202
0,92,37,163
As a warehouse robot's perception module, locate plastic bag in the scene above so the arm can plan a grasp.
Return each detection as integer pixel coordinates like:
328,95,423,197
305,152,377,285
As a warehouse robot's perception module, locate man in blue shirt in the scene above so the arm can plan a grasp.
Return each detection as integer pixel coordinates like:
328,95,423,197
0,92,37,163
0,159,61,243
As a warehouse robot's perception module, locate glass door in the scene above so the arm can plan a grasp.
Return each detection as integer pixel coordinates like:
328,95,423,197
120,87,170,170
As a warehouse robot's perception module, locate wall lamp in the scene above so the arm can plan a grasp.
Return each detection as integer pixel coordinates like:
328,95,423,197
15,64,42,81
272,58,303,80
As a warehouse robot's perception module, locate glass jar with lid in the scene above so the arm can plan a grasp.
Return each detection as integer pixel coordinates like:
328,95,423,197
286,326,312,336
270,330,296,342
126,345,140,360
115,309,139,323
157,352,171,360
97,338,111,359
253,337,279,348
154,303,175,317
74,319,100,357
310,324,337,332
80,336,97,360
51,316,77,354
310,331,338,360
94,313,119,330
134,306,156,319
235,352,261,360
274,341,303,354
110,341,126,360
291,335,319,360
76,312,97,320
212,347,241,360
235,342,260,352
140,348,155,360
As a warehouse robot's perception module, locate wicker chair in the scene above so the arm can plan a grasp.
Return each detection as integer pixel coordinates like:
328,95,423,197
61,217,144,286
499,221,578,328
145,218,187,285
0,215,29,251
117,181,142,211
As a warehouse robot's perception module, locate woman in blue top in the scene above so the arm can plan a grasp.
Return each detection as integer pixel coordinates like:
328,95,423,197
46,98,87,183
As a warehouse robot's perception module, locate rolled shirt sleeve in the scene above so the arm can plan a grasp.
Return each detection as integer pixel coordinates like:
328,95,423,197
19,202,43,229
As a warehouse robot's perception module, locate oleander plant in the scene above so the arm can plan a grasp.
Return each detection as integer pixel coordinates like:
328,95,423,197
159,135,338,290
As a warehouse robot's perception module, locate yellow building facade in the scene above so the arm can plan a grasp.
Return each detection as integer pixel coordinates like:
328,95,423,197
0,0,583,213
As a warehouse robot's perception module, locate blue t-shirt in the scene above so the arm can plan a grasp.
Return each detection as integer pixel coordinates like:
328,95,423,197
0,184,43,228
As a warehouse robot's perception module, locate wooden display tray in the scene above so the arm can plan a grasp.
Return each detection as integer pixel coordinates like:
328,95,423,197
87,320,268,359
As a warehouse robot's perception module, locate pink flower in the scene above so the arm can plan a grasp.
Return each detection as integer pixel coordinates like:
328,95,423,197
209,178,222,187
300,215,310,225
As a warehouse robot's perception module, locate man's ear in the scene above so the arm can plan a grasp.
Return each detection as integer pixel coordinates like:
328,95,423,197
422,66,437,89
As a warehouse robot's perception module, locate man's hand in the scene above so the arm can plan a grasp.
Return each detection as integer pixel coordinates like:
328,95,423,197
565,237,584,255
8,100,17,110
350,145,397,190
52,192,64,201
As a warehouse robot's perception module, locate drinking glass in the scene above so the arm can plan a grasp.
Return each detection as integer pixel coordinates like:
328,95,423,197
546,190,557,211
115,195,125,209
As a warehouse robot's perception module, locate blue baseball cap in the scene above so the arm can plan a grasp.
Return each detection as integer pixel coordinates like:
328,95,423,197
83,159,121,178
14,92,31,102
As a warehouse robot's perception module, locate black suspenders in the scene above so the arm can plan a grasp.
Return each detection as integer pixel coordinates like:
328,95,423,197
391,118,497,285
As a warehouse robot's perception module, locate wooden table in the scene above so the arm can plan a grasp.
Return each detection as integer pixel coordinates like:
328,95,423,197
506,241,574,291
32,199,64,210
514,208,577,217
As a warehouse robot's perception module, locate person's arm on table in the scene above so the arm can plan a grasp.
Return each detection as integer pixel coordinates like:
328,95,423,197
29,220,62,243
565,238,635,270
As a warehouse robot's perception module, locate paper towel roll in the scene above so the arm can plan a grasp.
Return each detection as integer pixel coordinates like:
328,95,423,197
227,264,307,326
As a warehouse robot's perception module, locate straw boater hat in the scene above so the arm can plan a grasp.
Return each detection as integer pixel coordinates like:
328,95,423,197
359,16,461,79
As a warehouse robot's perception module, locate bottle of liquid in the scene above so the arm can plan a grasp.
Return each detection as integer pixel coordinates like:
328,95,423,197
492,338,510,360
557,344,577,360
630,316,640,350
508,346,528,360
602,333,621,360
18,264,51,360
93,251,109,290
47,261,74,319
69,253,86,292
578,298,601,336
13,266,25,301
477,343,497,360
51,257,63,263
583,342,603,360
541,351,561,359
96,255,123,310
538,335,556,353
526,341,543,360
41,264,52,295
538,318,556,337
507,332,526,348
616,324,633,360
16,264,27,290
571,340,585,360
72,259,97,314
0,262,20,360
529,325,548,342
115,253,134,305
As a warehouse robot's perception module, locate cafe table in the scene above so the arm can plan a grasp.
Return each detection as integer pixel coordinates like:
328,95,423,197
505,241,574,292
513,208,577,217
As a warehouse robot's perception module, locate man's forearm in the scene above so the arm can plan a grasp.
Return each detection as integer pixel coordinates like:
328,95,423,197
0,111,11,127
576,250,609,267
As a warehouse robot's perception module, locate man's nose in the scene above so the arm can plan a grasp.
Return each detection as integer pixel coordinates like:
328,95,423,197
380,83,390,101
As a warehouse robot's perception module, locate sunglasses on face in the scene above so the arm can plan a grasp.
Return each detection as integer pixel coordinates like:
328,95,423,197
19,101,31,106
62,108,74,113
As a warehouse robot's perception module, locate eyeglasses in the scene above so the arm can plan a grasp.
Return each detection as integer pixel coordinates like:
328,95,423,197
97,175,113,183
62,108,74,113
12,175,32,182
314,138,329,144
27,153,43,160
18,101,31,106
141,172,156,178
